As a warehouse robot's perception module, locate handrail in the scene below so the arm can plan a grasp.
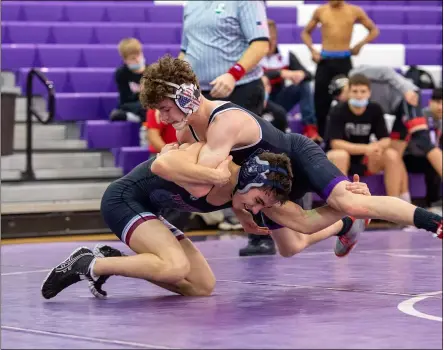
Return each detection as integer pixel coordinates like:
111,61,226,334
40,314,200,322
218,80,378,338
22,69,56,181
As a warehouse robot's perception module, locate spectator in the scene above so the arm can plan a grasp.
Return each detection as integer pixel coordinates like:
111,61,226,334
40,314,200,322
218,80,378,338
403,88,442,210
260,19,319,141
260,75,290,133
329,65,442,182
110,38,146,123
180,1,274,256
326,74,410,200
145,109,177,154
301,0,379,138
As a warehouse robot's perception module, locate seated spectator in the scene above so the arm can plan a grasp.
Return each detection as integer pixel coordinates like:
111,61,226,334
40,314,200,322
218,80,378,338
260,76,290,133
145,109,177,154
110,38,146,123
260,19,320,142
326,74,411,201
403,88,442,210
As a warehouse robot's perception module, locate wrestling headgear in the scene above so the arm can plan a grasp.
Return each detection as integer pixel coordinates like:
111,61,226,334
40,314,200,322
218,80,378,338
328,74,349,97
236,150,289,194
155,79,201,116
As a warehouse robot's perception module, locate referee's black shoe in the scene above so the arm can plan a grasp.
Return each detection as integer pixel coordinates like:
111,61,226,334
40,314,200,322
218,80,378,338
41,247,95,299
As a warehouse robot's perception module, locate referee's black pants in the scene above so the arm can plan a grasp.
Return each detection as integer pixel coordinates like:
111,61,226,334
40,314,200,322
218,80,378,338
202,78,273,243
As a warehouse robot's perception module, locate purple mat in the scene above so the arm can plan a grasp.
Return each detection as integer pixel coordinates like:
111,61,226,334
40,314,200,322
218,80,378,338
1,230,442,348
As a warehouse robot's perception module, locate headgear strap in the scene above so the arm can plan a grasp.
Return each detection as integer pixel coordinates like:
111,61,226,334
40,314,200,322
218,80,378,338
154,79,200,115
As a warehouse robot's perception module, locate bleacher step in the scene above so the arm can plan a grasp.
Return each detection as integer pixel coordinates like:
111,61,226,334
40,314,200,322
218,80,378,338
1,181,112,203
1,152,115,170
1,167,122,181
1,199,102,215
13,138,87,151
14,123,68,141
1,71,16,88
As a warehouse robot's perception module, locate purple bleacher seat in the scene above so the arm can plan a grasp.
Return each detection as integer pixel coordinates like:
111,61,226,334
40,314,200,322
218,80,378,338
143,45,181,64
84,121,139,149
405,26,442,45
288,118,304,134
18,68,69,94
64,3,106,22
405,7,442,25
145,5,183,23
112,147,121,167
421,89,433,108
119,147,151,175
21,3,65,22
94,25,137,45
4,22,51,44
275,25,298,44
1,24,11,44
375,0,406,5
38,45,84,68
372,26,404,44
266,7,297,24
406,0,442,6
136,24,182,45
367,8,405,25
1,45,37,71
52,24,95,45
55,93,117,121
69,70,116,93
405,45,442,65
1,3,22,21
106,4,147,22
82,46,121,67
312,173,426,201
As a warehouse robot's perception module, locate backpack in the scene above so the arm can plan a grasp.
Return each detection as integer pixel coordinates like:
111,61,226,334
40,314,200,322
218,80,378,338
404,65,436,89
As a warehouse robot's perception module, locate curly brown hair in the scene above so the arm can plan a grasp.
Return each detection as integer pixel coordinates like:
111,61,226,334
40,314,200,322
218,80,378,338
139,54,200,109
257,152,293,203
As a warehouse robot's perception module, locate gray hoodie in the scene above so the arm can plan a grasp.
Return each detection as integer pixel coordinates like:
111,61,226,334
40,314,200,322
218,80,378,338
349,66,419,114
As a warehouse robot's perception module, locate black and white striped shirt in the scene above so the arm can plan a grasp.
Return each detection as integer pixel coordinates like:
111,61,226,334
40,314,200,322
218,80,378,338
181,1,269,91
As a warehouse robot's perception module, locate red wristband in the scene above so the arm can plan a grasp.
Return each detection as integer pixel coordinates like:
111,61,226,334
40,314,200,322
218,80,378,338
228,63,246,81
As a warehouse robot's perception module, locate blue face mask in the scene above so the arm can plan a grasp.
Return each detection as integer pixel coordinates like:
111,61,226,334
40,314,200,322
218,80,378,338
264,91,269,103
349,98,368,108
127,57,146,71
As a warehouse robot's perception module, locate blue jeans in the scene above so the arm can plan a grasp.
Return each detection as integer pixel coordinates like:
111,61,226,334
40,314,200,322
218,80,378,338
270,81,317,126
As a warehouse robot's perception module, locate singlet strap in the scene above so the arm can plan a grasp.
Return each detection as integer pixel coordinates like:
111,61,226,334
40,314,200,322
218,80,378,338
208,102,234,126
188,125,200,142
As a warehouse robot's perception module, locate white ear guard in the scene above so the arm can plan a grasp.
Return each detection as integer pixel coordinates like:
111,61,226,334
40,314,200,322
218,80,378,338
155,79,200,115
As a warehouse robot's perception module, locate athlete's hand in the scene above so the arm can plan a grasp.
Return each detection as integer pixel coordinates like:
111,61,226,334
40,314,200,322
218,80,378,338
214,155,233,186
233,208,272,235
404,90,419,107
350,43,364,56
209,73,236,98
281,70,305,85
159,142,179,155
345,174,372,196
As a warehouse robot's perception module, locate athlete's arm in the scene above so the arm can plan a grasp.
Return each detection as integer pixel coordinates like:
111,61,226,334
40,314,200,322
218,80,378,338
301,7,321,53
352,6,379,49
151,142,231,191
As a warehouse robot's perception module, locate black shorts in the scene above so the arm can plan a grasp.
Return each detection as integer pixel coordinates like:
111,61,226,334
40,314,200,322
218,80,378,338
100,179,185,246
349,155,373,177
391,99,423,141
288,133,349,201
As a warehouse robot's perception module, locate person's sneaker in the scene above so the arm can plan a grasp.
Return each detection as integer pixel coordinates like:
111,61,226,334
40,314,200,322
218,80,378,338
433,220,442,240
239,239,276,257
335,218,370,258
88,244,126,299
41,247,95,299
218,216,243,231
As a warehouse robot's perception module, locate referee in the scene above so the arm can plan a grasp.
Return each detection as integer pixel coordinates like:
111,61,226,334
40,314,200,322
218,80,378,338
179,1,274,257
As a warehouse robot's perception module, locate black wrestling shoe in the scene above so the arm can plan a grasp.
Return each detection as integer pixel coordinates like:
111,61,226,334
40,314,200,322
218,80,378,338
239,238,276,257
41,247,95,299
89,244,126,299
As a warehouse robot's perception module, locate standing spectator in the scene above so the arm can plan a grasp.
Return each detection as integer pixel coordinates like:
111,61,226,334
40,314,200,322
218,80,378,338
180,1,274,256
301,0,379,138
261,75,290,133
260,19,320,142
145,109,177,154
110,38,146,123
326,74,410,200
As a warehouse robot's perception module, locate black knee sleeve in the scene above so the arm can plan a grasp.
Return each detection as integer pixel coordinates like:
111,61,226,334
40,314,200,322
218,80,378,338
408,129,435,156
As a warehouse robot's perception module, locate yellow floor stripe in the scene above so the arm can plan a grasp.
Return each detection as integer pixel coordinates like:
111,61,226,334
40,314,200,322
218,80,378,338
0,230,221,245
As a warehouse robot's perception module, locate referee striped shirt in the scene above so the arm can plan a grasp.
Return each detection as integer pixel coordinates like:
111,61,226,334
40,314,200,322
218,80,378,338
181,1,269,91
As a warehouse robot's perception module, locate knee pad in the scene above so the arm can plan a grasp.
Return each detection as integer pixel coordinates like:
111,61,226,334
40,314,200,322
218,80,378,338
408,129,435,156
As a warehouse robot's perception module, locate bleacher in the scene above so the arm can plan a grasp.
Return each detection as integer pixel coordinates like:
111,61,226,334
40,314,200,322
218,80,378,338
1,0,442,237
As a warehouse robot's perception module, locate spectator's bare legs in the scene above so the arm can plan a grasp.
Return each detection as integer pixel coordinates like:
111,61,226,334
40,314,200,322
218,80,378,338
327,149,350,175
427,148,443,177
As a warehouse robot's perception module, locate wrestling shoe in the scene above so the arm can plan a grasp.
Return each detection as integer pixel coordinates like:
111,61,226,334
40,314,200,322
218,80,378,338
335,218,371,258
41,247,95,299
239,237,276,256
89,244,126,299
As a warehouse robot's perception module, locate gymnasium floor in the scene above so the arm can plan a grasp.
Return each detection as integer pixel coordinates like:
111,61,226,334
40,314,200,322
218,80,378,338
1,229,443,349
